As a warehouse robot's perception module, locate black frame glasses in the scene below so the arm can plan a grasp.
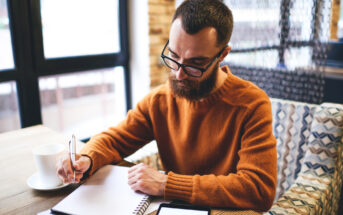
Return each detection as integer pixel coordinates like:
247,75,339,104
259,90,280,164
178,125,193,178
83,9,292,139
160,40,226,78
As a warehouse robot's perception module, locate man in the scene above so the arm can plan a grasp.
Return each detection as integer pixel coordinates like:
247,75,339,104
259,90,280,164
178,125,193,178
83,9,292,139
57,0,277,211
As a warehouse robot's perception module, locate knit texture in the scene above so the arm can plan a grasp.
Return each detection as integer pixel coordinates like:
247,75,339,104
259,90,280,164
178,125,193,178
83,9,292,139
80,66,277,211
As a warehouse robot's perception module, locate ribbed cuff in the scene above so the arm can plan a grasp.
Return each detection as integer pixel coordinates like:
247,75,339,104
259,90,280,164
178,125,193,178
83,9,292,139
164,172,193,202
80,154,93,180
79,148,100,176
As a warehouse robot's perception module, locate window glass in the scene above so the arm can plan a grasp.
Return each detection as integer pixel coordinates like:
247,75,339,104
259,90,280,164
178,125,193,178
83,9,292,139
224,0,281,67
0,0,15,70
225,0,281,49
223,0,325,69
40,0,120,58
39,67,126,139
0,82,20,132
339,1,343,38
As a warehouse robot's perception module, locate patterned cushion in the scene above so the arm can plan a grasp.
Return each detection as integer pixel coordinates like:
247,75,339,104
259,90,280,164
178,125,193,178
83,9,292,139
270,98,317,199
267,102,343,214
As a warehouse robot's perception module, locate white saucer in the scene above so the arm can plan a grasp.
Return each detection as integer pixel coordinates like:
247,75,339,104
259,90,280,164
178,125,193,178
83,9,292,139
27,173,69,191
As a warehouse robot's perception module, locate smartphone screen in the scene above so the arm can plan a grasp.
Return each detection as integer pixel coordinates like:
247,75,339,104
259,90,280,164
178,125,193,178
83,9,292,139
156,203,210,215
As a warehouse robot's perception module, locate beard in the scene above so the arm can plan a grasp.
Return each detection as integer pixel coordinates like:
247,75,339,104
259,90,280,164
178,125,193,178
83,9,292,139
169,63,219,101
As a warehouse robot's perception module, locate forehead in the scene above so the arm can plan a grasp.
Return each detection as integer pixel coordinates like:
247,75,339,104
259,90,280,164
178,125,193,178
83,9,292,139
169,18,219,58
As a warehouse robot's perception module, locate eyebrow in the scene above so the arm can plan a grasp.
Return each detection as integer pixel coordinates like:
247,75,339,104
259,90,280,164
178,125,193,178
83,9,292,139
168,47,211,61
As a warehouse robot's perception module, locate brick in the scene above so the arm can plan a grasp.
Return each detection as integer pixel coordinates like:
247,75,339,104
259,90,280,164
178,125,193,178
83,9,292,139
150,68,162,77
149,4,175,15
150,56,163,66
149,35,169,46
148,0,175,89
150,64,165,73
150,65,168,76
150,75,168,88
149,35,162,45
149,24,170,35
149,15,172,25
149,4,166,14
149,0,175,5
149,27,163,34
150,44,165,55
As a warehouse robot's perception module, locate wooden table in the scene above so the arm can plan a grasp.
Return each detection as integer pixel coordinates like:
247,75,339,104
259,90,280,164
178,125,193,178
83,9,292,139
0,125,262,215
0,125,85,215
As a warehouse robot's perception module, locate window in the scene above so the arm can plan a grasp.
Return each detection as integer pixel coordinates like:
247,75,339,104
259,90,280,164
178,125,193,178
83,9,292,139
338,0,343,38
0,0,130,137
0,0,14,70
223,0,334,104
225,0,330,70
40,0,120,58
39,67,126,139
0,82,20,132
326,1,343,69
225,0,280,69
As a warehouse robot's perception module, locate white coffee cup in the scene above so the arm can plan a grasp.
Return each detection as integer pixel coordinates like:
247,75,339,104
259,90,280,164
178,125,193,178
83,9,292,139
33,143,65,189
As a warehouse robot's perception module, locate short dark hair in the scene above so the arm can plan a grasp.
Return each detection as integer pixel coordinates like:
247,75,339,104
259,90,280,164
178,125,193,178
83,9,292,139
172,0,234,47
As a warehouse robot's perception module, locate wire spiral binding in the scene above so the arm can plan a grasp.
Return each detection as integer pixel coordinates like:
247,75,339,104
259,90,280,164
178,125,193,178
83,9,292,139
132,195,151,215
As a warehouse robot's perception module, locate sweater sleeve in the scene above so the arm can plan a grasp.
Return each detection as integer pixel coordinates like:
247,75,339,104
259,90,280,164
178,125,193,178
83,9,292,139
164,99,277,211
80,94,155,175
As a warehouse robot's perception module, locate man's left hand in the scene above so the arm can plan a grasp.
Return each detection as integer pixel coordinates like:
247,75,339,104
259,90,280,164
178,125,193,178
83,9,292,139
128,163,167,196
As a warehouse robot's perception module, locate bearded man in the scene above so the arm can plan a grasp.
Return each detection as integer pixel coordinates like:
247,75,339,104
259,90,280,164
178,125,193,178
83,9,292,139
57,0,277,211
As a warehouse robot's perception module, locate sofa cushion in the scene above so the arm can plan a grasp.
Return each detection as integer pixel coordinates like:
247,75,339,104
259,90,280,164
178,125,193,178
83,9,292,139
298,103,343,213
270,98,317,199
267,102,343,215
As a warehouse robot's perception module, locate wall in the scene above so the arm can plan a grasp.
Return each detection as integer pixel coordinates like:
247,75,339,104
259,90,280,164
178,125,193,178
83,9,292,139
129,0,151,107
148,0,175,88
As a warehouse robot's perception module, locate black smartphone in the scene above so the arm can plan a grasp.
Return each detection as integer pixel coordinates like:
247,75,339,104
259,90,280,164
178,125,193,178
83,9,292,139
156,203,210,215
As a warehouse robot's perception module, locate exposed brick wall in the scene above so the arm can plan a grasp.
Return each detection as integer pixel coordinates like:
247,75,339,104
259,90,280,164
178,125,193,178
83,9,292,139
148,0,175,88
330,0,340,40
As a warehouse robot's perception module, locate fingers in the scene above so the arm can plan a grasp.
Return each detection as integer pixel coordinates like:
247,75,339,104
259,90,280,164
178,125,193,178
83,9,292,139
73,156,91,173
127,163,167,196
128,172,142,186
56,152,89,184
128,163,148,185
128,163,144,175
73,172,83,183
56,152,72,183
128,163,146,191
130,179,147,193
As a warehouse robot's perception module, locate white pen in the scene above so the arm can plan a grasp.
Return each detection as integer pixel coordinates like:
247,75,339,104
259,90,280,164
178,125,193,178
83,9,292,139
69,134,76,183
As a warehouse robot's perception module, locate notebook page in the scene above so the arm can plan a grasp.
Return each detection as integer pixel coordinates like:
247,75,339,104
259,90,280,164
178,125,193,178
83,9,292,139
52,165,149,215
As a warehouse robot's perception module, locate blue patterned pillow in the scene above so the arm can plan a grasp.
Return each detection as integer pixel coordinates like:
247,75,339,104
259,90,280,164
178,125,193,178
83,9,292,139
270,98,317,199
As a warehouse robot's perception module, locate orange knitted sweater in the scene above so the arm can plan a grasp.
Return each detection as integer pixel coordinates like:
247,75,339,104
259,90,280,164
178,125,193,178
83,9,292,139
80,66,277,211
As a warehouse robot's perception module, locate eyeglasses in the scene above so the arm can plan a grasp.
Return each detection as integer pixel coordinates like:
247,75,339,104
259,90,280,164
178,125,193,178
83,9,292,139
160,40,226,78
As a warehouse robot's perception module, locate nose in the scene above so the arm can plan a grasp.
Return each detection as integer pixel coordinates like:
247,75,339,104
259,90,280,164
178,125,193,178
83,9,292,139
175,66,188,81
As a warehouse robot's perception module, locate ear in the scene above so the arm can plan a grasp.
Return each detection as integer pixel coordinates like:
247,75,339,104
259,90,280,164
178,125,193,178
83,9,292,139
218,46,231,62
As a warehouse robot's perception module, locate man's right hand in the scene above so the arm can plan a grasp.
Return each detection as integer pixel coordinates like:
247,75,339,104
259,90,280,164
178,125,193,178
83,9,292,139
56,152,91,183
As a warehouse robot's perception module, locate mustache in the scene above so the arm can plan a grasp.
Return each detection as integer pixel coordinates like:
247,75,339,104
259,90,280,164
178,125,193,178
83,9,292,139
169,75,196,86
172,80,197,90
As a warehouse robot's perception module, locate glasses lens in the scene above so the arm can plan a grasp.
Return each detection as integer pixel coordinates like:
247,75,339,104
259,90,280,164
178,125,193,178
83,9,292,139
184,66,202,77
162,56,203,77
163,57,179,70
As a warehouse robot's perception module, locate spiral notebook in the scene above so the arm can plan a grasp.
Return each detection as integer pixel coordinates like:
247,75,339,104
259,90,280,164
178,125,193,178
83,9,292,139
51,165,151,215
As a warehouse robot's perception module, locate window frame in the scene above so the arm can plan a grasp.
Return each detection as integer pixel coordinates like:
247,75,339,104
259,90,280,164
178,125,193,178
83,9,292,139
326,41,343,69
0,0,131,129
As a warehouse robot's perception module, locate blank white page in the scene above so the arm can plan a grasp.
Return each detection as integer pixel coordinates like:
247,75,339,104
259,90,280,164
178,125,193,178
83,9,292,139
52,165,149,215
